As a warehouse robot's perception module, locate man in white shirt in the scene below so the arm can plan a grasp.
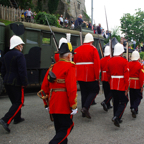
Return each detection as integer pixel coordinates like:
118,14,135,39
26,8,32,22
59,15,63,26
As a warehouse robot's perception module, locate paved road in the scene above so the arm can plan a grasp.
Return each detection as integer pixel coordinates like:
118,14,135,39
0,89,144,144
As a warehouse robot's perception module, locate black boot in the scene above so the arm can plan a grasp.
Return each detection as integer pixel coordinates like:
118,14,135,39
131,109,136,118
112,116,120,127
0,119,10,133
101,101,108,111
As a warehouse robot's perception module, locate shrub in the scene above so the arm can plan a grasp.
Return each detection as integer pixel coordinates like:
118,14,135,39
34,12,60,27
140,52,144,60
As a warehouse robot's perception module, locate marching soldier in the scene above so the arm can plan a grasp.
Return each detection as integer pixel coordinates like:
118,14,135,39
41,43,77,144
0,35,28,133
107,43,129,127
74,33,100,119
129,50,144,118
100,46,112,111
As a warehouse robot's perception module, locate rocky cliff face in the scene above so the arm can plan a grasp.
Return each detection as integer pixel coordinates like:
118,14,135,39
32,0,88,21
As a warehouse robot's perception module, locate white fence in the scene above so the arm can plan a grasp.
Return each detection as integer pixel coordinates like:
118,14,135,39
0,5,22,21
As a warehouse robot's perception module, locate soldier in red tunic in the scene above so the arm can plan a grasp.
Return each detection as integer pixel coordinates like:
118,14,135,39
129,50,144,118
100,46,112,111
74,33,100,119
107,43,129,127
41,43,77,144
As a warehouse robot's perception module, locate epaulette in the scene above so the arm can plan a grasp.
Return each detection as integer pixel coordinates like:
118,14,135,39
141,69,144,73
70,61,75,65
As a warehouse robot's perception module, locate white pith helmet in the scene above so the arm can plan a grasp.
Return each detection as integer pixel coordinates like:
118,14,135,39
83,33,94,43
10,35,25,50
131,50,140,61
59,37,67,49
104,46,110,56
113,43,124,56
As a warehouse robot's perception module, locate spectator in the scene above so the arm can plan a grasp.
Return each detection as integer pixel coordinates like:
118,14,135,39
71,18,74,24
140,42,144,51
71,22,75,29
97,24,102,34
64,17,69,25
93,24,97,34
88,21,92,29
74,14,87,28
59,15,63,26
21,13,24,22
106,30,110,38
26,8,32,22
24,10,27,21
133,40,136,50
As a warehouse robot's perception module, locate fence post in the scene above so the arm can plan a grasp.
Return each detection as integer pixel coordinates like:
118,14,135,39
12,7,14,21
0,5,1,19
8,6,10,21
16,8,18,21
6,6,8,20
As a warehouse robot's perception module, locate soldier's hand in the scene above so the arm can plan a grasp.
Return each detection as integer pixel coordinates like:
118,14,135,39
141,87,143,93
45,107,49,112
70,108,78,115
125,89,129,96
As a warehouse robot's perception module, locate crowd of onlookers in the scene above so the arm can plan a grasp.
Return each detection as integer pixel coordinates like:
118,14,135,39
58,14,110,39
20,10,109,39
21,8,36,23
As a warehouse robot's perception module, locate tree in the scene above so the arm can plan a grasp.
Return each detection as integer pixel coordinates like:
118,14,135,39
16,0,34,9
0,0,34,9
48,0,59,14
120,8,144,43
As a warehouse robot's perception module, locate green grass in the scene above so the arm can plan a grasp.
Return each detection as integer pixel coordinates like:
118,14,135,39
0,19,13,25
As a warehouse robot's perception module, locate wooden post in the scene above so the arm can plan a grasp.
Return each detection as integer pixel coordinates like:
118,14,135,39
0,5,2,19
12,7,14,21
4,6,5,20
16,8,18,21
8,6,10,21
6,6,8,20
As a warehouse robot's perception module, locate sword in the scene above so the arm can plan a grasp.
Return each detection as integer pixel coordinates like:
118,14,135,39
37,90,54,121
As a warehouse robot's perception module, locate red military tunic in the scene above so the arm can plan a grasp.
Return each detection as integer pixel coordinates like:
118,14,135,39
107,56,129,91
73,43,100,81
41,59,77,114
129,61,144,89
100,55,110,82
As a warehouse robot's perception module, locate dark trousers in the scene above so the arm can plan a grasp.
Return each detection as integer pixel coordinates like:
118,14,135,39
60,21,63,26
129,88,142,112
102,81,112,107
49,114,74,144
2,85,24,125
27,16,31,22
112,90,129,120
78,81,99,110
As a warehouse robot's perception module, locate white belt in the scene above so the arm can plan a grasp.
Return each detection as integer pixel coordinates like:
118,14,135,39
111,76,124,78
102,71,106,73
76,62,94,65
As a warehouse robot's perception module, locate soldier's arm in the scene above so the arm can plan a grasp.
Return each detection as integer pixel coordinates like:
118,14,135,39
93,48,100,80
1,57,6,79
41,70,50,107
139,65,144,88
106,62,111,83
124,61,129,90
17,54,28,86
65,65,77,110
